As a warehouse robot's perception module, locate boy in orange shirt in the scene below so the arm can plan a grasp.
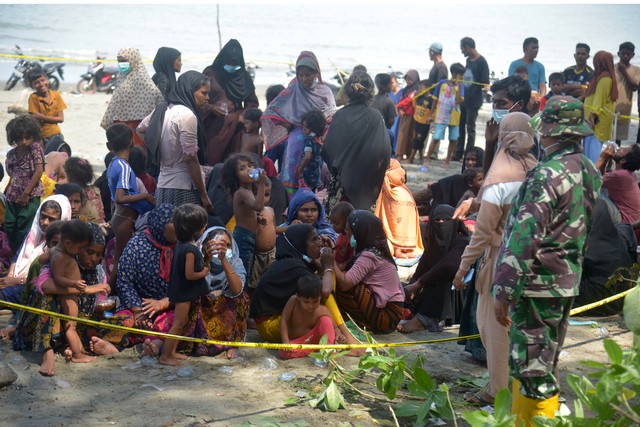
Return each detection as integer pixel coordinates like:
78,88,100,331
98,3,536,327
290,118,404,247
27,70,66,147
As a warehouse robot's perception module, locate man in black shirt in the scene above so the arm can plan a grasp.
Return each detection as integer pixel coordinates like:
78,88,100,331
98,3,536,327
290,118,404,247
563,43,593,100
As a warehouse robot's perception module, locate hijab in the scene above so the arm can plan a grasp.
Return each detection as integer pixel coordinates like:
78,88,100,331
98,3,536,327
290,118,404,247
100,47,164,129
261,51,337,150
426,205,469,260
322,102,390,210
481,112,538,191
14,195,71,277
585,51,618,101
196,226,246,295
403,69,420,97
143,203,176,282
152,47,181,97
249,224,316,317
144,71,208,168
210,39,255,105
348,210,395,265
287,187,338,242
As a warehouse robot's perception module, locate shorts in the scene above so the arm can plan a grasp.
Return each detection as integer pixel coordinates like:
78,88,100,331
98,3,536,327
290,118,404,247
433,124,459,141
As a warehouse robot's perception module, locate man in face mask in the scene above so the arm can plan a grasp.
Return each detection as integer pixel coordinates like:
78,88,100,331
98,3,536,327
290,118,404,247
493,96,601,425
483,76,532,173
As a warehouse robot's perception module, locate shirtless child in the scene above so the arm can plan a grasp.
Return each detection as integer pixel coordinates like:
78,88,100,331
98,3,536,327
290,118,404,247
247,179,276,295
221,153,267,276
278,275,336,359
49,220,96,363
240,108,263,155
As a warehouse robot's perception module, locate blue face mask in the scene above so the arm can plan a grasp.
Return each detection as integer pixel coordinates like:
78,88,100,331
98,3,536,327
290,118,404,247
302,254,313,263
491,109,509,123
349,236,357,249
223,64,241,73
211,249,232,265
118,62,131,75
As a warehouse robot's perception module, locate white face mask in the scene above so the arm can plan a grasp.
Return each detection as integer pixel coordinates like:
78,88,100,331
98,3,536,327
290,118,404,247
492,102,520,123
211,248,232,265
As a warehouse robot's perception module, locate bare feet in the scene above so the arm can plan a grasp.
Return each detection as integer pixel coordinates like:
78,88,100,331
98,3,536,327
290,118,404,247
397,317,426,333
225,348,247,359
64,348,73,362
141,339,161,357
344,332,366,357
89,337,119,355
71,352,97,363
158,355,183,366
0,325,17,341
39,349,55,377
174,353,189,360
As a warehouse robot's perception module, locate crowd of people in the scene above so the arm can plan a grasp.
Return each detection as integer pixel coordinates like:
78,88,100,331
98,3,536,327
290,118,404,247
1,36,639,425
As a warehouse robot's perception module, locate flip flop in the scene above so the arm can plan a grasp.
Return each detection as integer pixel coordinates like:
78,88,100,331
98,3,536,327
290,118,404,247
463,391,494,406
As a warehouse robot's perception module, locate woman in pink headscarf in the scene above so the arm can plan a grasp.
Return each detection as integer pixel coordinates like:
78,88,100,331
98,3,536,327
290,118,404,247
261,51,337,198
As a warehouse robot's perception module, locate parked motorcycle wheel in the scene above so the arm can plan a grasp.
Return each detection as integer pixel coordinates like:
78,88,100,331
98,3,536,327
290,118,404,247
4,74,18,91
77,78,95,94
48,75,60,91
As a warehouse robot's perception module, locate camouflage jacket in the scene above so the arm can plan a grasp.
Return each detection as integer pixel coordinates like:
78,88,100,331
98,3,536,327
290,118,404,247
493,142,602,304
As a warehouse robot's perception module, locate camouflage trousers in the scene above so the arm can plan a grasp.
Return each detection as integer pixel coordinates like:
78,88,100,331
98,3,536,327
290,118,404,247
509,296,574,400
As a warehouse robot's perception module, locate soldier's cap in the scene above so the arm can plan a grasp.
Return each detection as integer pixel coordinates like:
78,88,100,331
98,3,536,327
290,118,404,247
531,95,593,137
429,43,443,54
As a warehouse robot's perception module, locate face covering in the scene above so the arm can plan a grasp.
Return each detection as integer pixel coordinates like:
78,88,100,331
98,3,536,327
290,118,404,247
118,62,131,75
223,64,241,73
302,254,313,263
492,102,519,123
349,236,357,249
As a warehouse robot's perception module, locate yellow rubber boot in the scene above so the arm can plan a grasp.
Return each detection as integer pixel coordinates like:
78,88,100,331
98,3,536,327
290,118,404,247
511,379,559,427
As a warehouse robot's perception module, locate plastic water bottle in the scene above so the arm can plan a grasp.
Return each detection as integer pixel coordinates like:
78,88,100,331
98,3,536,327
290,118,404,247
249,168,264,181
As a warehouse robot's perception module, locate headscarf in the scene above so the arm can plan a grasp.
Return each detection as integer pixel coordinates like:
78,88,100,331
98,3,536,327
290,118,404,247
322,103,391,209
14,195,71,277
261,51,337,150
144,70,208,168
210,39,255,105
427,205,468,258
143,203,176,282
481,112,538,191
347,210,395,266
152,47,181,97
403,69,420,97
196,226,246,296
249,224,316,317
77,222,107,315
585,51,618,101
100,47,164,129
87,222,106,247
287,187,338,242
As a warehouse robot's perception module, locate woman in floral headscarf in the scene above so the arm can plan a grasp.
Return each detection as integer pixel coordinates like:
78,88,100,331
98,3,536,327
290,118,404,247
261,51,337,197
101,47,164,146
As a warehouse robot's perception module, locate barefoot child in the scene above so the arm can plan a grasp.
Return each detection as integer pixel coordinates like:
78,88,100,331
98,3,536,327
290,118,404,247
279,275,335,359
106,123,156,286
240,108,263,155
159,204,211,366
221,153,267,277
27,69,66,147
424,63,465,168
49,219,96,363
4,115,45,252
248,179,276,294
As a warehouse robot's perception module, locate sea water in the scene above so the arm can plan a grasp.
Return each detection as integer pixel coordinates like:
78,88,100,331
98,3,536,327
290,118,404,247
0,3,639,88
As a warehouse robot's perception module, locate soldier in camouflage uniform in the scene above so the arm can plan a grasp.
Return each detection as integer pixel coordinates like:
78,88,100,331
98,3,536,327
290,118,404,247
492,96,602,425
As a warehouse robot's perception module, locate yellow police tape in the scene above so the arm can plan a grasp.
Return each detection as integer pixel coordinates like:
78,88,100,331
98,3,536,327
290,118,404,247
0,287,632,351
583,104,640,122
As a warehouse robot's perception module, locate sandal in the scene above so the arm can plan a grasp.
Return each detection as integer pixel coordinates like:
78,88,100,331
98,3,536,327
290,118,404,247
463,391,494,406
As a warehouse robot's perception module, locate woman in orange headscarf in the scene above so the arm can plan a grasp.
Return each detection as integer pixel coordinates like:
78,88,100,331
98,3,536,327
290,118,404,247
374,159,423,259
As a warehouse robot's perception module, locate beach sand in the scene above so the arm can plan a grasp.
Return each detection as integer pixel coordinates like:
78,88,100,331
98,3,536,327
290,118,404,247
0,83,637,426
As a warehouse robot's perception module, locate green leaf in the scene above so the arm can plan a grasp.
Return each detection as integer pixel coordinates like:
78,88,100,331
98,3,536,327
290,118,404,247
581,360,607,370
493,388,512,420
462,410,491,425
393,401,421,417
324,380,345,412
416,401,432,426
413,366,436,392
623,285,640,333
284,397,300,406
567,374,594,409
604,339,623,364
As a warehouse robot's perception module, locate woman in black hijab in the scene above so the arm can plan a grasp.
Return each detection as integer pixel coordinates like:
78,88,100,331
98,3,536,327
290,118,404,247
398,204,470,333
202,39,259,165
323,72,390,212
138,70,212,212
152,47,182,100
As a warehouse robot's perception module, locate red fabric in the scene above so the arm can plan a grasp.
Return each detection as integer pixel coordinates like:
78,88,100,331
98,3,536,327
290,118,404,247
333,233,354,264
278,315,335,359
261,157,278,177
143,229,175,282
139,173,157,194
396,92,416,115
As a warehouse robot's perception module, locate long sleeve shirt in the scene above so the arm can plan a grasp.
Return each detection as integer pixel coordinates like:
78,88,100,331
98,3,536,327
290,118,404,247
493,143,601,304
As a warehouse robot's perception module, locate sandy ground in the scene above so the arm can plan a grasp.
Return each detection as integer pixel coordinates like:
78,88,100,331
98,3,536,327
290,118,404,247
0,83,637,426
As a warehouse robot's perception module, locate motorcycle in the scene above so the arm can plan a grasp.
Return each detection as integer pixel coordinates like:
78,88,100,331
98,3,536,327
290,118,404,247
77,57,120,94
4,45,65,91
